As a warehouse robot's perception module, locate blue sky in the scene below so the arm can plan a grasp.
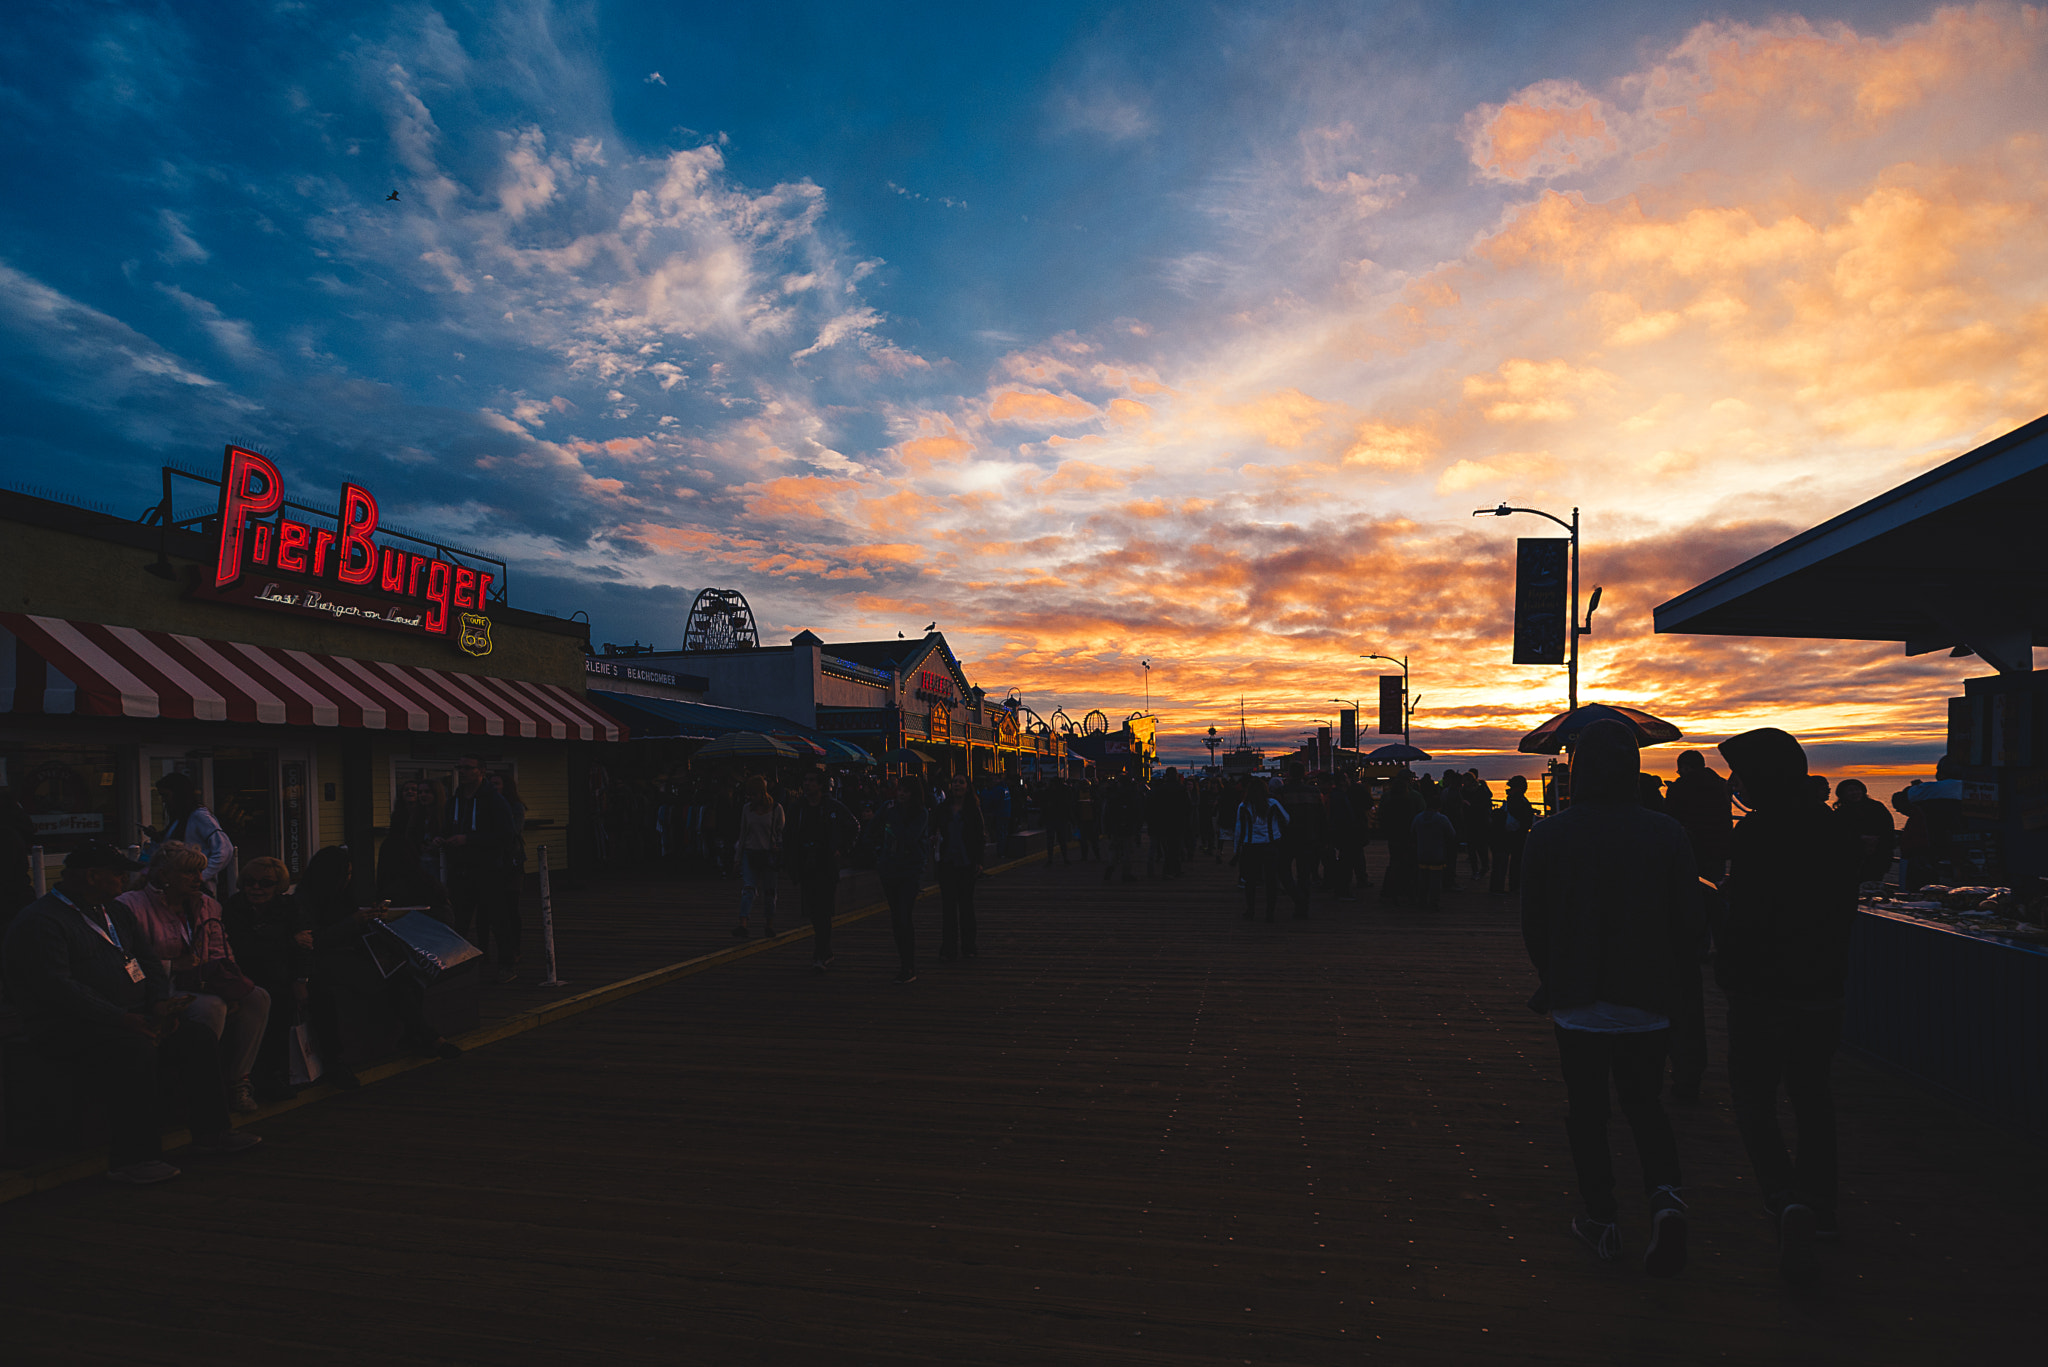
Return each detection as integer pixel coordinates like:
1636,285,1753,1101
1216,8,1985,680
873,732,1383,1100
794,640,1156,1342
2,1,2041,781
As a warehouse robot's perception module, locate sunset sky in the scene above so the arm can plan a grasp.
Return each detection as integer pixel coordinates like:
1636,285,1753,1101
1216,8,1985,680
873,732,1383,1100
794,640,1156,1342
3,2,2044,786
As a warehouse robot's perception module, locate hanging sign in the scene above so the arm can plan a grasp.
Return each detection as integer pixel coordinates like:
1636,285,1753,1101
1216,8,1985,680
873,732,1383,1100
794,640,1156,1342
194,445,496,644
1513,537,1570,665
1378,675,1405,735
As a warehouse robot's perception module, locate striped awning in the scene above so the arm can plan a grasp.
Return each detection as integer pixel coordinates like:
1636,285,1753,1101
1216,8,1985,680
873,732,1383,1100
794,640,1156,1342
0,612,619,741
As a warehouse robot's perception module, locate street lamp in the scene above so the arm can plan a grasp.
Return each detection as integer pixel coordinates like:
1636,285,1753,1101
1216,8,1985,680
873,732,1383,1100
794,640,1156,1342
1204,725,1222,770
1359,654,1416,747
1140,658,1152,712
1473,502,1603,714
1329,698,1364,754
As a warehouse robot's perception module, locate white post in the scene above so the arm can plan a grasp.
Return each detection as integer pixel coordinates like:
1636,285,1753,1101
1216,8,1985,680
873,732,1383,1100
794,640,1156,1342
536,844,567,988
30,845,46,898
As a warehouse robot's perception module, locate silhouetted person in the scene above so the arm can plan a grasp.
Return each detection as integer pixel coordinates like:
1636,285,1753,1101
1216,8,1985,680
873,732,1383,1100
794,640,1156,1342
1522,720,1699,1278
1715,728,1860,1286
1489,775,1536,895
1832,779,1895,886
1664,750,1732,881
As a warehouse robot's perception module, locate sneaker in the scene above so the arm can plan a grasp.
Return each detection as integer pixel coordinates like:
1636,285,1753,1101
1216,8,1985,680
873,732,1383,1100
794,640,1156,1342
1571,1215,1624,1262
188,1130,263,1156
1814,1209,1840,1242
106,1159,182,1185
492,967,520,985
230,1078,259,1114
1643,1187,1689,1278
431,1040,464,1060
762,922,776,937
821,955,836,967
1778,1203,1820,1285
730,924,749,938
892,970,917,984
811,959,827,972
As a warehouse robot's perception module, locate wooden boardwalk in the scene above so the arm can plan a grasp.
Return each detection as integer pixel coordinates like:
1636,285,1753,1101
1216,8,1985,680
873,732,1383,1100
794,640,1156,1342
1,847,2038,1365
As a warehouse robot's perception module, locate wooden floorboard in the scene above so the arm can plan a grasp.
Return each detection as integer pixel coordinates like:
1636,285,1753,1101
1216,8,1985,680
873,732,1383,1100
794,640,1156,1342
2,846,2038,1365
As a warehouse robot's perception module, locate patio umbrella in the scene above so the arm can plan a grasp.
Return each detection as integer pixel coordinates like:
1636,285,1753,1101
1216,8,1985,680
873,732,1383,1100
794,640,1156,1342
773,733,830,760
883,747,926,765
1517,703,1682,755
693,731,801,761
820,737,875,765
1365,743,1433,762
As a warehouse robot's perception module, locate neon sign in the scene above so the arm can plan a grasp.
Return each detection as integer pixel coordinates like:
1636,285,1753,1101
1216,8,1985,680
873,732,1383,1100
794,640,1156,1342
914,669,956,705
212,445,493,637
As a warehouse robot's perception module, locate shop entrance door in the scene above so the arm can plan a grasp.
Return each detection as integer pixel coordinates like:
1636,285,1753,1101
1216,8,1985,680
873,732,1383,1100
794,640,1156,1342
139,745,310,877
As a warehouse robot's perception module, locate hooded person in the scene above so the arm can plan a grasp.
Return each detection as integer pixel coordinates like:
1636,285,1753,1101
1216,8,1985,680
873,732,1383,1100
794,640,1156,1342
1520,719,1700,1277
1714,727,1861,1286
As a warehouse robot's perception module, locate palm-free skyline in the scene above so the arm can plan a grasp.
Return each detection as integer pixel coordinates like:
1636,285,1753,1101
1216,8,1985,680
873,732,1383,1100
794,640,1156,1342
4,1,2043,784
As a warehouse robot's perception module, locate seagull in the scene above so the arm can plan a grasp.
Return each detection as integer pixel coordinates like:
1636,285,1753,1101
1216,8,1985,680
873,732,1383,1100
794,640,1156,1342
386,190,400,201
897,631,905,638
924,621,936,632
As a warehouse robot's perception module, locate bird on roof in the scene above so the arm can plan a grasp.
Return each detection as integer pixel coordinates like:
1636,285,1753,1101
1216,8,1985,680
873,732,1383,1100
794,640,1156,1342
897,631,904,638
924,621,936,632
386,190,400,201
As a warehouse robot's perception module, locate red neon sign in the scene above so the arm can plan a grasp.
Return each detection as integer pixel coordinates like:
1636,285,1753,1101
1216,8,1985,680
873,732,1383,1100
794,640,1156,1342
212,445,496,637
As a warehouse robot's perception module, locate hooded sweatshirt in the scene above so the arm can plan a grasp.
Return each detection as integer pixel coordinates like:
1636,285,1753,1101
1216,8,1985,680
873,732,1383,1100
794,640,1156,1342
1714,728,1860,1001
1520,720,1700,1015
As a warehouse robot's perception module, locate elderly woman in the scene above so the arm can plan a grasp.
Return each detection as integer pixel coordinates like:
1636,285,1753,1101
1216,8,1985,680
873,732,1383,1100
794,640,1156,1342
221,855,308,1102
118,841,271,1113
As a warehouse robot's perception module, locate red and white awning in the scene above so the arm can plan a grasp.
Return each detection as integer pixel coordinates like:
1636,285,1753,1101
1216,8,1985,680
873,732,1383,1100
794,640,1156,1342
0,613,620,742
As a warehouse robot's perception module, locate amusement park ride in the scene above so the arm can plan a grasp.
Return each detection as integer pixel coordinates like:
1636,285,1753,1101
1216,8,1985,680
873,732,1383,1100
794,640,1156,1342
680,588,760,652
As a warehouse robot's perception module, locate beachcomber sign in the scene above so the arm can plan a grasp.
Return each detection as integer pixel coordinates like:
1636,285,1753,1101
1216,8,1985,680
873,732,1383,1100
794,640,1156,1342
197,445,494,649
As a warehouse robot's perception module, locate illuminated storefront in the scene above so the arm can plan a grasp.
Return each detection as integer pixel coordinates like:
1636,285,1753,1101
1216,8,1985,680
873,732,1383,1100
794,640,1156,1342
0,447,617,893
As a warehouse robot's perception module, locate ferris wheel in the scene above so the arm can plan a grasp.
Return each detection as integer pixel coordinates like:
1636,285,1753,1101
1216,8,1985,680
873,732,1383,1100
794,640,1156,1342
681,588,760,652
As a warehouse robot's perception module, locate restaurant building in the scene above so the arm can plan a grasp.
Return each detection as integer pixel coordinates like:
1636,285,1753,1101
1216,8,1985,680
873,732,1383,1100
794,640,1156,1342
1,447,618,896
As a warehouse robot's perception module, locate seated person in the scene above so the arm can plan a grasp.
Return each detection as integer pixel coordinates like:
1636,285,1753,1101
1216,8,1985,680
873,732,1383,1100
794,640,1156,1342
221,856,309,1102
300,845,462,1080
0,841,260,1184
119,842,271,1114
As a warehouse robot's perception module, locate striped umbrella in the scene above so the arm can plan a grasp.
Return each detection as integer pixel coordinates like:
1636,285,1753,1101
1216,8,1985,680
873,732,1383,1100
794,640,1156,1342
692,731,801,761
820,737,876,765
773,733,830,760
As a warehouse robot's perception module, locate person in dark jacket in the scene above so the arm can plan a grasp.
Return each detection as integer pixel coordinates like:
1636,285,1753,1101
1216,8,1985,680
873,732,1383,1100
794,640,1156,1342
1664,750,1732,880
1521,721,1699,1277
1,842,259,1183
433,756,516,937
1490,775,1537,894
788,770,859,971
878,778,932,983
935,784,987,961
1715,727,1861,1285
1832,779,1895,885
221,855,310,1102
1276,765,1322,916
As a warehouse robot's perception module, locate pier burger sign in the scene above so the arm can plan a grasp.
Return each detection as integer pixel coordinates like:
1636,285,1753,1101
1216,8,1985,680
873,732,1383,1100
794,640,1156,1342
193,444,494,656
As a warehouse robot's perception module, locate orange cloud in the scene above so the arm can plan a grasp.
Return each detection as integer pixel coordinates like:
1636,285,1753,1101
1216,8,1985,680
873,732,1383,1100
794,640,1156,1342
1040,460,1137,493
1341,418,1440,470
1462,358,1615,423
1222,387,1343,449
1467,80,1620,181
898,432,975,473
989,389,1097,424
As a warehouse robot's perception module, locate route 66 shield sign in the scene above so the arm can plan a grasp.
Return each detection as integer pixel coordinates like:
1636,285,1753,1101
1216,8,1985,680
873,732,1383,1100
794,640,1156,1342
458,612,493,657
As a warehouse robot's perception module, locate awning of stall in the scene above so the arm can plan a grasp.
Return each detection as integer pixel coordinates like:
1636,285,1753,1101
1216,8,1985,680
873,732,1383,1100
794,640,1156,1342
1653,413,2048,673
0,612,619,740
590,690,824,744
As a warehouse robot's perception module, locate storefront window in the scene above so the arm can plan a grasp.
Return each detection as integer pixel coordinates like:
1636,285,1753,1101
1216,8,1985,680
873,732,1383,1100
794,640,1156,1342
4,746,120,855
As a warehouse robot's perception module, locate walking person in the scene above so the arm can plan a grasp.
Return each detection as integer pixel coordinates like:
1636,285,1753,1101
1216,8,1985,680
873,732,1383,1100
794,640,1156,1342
732,774,784,938
788,770,858,971
1276,764,1322,918
1232,776,1288,922
1489,774,1536,895
1522,719,1700,1278
1377,771,1422,905
936,784,986,962
879,777,932,984
1715,728,1861,1286
1073,779,1101,861
1411,795,1458,911
1042,778,1074,866
1101,779,1142,883
434,756,516,938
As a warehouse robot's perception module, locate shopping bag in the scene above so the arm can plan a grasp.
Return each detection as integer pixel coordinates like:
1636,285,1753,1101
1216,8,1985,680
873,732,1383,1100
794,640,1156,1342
288,1022,324,1086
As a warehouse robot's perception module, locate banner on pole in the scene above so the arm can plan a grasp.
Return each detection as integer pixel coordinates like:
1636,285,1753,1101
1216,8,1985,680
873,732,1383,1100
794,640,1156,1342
1513,537,1570,665
1378,675,1404,734
1339,709,1357,749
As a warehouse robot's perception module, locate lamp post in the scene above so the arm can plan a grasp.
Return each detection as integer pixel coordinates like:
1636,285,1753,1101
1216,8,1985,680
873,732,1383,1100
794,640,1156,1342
1359,654,1413,748
1204,725,1221,770
1473,503,1602,714
1329,698,1363,756
1140,658,1152,712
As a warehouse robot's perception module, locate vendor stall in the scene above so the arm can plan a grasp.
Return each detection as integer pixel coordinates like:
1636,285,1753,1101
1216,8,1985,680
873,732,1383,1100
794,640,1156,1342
1656,411,2048,1137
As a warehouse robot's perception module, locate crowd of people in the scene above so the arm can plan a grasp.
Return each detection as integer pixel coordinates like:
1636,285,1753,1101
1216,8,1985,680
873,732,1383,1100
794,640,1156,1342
0,757,523,1185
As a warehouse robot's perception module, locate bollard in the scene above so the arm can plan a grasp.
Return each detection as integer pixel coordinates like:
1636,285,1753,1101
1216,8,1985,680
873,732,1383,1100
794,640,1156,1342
30,844,46,898
536,844,567,988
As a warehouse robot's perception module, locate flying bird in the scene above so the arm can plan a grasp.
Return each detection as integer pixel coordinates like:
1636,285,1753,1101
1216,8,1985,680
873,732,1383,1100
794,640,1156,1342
386,190,400,201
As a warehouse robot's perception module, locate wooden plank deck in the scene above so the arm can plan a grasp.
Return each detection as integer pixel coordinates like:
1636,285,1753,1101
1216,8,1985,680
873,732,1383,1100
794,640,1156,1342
1,846,2037,1365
